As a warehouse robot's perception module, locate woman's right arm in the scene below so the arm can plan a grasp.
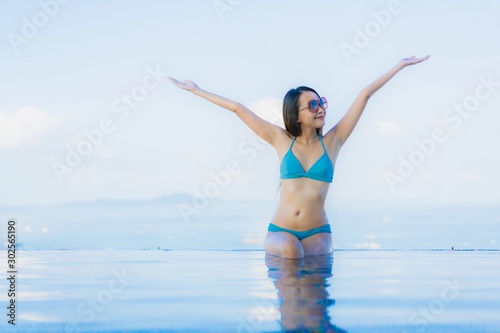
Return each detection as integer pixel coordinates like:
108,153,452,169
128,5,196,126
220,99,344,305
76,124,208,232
169,77,286,145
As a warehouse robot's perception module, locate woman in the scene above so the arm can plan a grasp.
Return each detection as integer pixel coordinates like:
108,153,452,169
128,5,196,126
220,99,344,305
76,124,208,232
169,55,430,259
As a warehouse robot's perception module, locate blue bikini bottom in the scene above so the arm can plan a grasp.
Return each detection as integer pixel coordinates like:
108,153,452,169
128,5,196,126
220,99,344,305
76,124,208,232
267,223,332,240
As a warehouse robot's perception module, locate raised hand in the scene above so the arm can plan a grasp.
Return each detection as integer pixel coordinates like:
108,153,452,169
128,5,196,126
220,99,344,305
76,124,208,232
168,77,198,92
400,55,431,67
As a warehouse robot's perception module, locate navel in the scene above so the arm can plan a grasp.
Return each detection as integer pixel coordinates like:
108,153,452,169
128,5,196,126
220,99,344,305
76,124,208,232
295,210,301,216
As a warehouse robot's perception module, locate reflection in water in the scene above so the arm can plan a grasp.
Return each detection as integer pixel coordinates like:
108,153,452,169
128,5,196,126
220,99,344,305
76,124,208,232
265,253,348,333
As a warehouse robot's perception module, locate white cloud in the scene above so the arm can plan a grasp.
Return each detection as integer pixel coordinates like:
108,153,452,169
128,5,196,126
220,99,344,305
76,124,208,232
24,225,34,233
354,242,381,249
363,233,377,240
247,98,284,129
18,312,61,322
0,107,65,148
243,237,263,244
41,227,49,234
374,120,405,135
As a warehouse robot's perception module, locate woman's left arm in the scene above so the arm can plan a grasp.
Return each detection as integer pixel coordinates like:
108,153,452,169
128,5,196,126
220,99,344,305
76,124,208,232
325,55,430,145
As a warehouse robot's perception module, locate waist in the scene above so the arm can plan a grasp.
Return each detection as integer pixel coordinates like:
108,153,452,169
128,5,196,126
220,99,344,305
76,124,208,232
280,180,329,202
271,207,328,230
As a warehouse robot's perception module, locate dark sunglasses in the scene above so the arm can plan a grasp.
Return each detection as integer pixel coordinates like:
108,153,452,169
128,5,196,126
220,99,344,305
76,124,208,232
298,97,328,113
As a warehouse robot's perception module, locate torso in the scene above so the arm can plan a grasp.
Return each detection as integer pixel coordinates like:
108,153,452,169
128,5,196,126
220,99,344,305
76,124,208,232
271,178,330,230
271,133,342,231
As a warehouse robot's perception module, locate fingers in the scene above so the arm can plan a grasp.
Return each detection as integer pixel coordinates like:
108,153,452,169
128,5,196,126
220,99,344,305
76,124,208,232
168,77,181,85
414,55,431,63
402,55,431,66
414,55,430,61
167,76,196,92
403,55,430,62
168,77,178,85
416,55,430,61
168,77,188,89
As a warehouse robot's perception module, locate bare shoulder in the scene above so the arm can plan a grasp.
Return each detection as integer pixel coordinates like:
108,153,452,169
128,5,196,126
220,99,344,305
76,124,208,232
322,127,343,160
271,128,294,158
322,127,339,146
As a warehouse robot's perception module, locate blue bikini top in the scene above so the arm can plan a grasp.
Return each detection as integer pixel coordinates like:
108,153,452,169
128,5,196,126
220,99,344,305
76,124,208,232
280,134,334,183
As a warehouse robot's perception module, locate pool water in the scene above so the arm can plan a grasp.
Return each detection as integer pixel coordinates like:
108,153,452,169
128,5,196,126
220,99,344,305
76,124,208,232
0,250,499,332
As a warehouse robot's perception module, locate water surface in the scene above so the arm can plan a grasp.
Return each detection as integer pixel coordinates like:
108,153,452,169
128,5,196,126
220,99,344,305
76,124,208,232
0,250,499,332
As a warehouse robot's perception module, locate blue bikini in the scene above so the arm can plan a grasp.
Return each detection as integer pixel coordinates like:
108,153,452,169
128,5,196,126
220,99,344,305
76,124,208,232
280,134,334,183
268,134,334,240
267,223,332,240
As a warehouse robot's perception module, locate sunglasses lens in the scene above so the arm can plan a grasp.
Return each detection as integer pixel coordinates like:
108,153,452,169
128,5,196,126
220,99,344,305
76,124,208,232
308,100,319,113
319,97,328,110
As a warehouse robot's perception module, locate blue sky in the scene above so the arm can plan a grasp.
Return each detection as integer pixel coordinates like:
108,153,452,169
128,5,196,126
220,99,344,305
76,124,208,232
1,0,499,208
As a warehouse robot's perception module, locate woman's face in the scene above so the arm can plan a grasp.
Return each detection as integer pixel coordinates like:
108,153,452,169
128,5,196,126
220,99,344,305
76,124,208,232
297,91,326,129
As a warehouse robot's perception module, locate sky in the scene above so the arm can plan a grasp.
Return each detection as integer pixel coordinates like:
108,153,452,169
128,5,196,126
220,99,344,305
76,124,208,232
0,0,499,209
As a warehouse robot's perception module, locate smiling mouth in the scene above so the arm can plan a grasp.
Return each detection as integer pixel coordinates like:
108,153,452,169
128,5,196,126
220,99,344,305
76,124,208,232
316,116,324,119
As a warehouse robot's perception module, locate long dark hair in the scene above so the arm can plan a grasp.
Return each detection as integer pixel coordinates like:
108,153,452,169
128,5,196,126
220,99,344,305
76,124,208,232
283,86,323,137
276,86,324,196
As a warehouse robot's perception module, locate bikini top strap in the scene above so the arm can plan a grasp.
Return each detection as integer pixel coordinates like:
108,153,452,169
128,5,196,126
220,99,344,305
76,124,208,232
318,134,327,152
288,137,297,150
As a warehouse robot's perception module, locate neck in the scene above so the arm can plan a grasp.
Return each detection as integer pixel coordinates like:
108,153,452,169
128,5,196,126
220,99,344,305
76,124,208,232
296,128,319,145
